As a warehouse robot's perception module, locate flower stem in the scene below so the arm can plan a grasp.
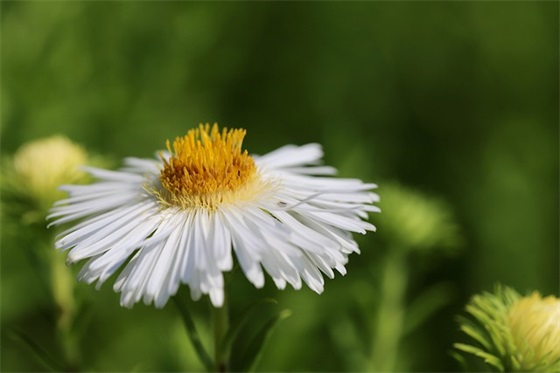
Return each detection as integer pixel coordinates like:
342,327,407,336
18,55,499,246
50,244,79,370
173,295,214,372
212,298,229,372
370,247,407,372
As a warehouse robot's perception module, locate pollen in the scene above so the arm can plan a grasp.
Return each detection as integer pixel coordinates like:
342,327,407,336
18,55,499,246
158,123,261,209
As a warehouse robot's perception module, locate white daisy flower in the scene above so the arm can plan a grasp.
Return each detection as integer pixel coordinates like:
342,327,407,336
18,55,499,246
48,124,379,309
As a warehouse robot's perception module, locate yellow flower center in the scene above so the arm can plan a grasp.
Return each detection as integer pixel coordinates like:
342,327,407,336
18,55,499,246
157,123,261,209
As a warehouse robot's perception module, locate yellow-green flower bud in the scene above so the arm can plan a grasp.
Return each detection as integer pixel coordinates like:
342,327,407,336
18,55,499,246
508,292,560,371
11,135,88,208
454,285,560,372
378,182,460,253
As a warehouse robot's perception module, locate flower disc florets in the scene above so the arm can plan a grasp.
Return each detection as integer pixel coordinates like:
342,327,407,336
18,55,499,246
158,123,261,209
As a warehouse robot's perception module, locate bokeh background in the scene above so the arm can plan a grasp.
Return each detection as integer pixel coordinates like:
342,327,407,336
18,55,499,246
1,1,558,372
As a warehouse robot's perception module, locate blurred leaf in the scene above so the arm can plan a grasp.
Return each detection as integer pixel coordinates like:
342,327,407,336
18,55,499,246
222,298,277,364
454,343,504,372
71,300,95,339
403,282,455,336
457,316,492,351
9,328,65,372
231,309,292,372
449,349,473,372
328,315,369,371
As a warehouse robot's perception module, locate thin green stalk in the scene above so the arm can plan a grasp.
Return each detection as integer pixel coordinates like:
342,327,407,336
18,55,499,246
370,247,407,372
173,296,214,371
50,249,79,370
212,298,229,372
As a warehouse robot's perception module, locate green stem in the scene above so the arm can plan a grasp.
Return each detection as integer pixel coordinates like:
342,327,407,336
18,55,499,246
212,298,229,372
49,245,79,371
173,296,214,372
370,247,408,372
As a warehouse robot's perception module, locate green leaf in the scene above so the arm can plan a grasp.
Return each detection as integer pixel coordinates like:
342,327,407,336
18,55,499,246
8,328,66,372
458,319,492,350
449,349,470,371
221,298,277,363
172,295,214,371
454,343,504,371
403,282,454,335
233,309,292,372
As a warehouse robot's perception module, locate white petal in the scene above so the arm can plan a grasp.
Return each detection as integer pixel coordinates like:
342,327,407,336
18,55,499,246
254,143,323,169
223,209,265,288
81,166,146,182
296,209,375,234
145,213,186,307
208,212,233,271
122,157,162,175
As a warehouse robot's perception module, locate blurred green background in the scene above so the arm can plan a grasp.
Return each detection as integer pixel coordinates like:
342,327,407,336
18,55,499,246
1,2,558,372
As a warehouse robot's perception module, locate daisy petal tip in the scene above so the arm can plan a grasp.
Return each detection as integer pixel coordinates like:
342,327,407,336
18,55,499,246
361,222,376,233
290,277,303,290
209,290,225,308
121,302,134,310
190,289,202,302
66,256,77,265
299,142,323,155
313,286,325,295
154,297,170,309
273,278,287,290
252,274,265,289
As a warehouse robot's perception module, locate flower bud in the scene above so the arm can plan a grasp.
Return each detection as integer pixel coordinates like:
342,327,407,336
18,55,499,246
508,292,560,371
11,135,88,208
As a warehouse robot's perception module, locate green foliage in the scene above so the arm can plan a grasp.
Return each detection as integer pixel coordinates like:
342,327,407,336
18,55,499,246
221,298,277,365
8,328,67,372
229,307,291,372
